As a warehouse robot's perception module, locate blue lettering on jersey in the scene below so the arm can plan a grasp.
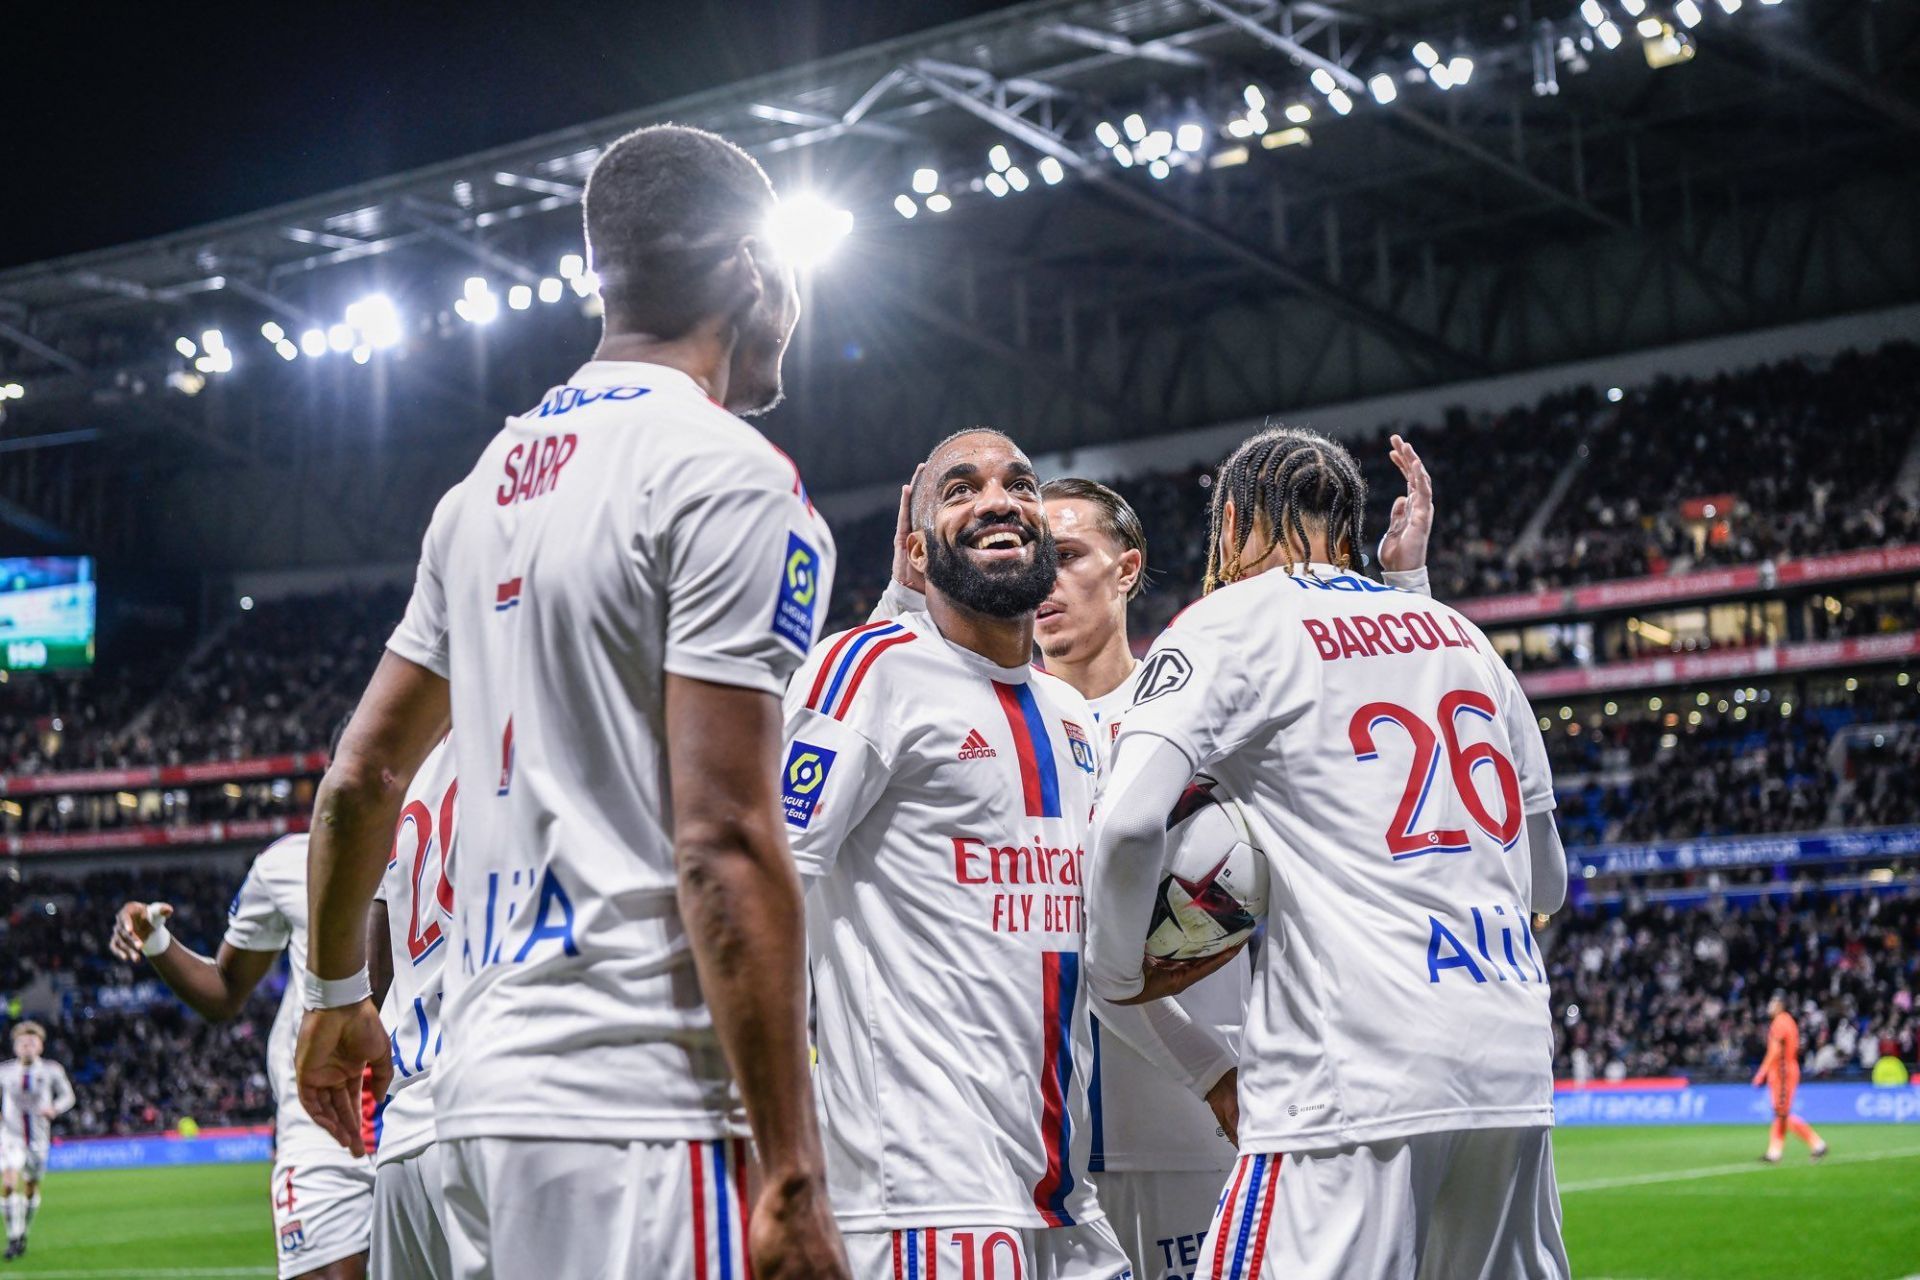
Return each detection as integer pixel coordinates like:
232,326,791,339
781,741,837,829
533,385,650,417
771,532,822,653
1287,571,1399,594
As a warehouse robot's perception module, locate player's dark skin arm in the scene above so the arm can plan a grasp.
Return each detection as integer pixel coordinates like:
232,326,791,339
109,909,279,1022
297,651,448,1155
667,673,844,1280
368,901,393,1009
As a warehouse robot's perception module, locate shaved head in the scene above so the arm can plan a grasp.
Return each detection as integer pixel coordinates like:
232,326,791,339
911,428,1023,528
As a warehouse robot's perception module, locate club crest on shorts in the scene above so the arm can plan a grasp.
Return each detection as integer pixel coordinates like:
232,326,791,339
280,1219,305,1253
1063,720,1096,774
782,741,836,829
771,532,822,652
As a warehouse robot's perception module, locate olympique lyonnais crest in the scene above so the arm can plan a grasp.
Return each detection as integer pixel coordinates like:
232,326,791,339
280,1220,305,1253
1063,720,1096,774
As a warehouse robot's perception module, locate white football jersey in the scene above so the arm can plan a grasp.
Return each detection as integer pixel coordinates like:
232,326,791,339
387,361,835,1144
1106,564,1557,1152
783,609,1105,1231
224,834,375,1168
1084,680,1243,1174
0,1058,73,1150
370,737,457,1166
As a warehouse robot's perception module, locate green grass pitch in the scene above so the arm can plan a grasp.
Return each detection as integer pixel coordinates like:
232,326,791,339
6,1126,1918,1278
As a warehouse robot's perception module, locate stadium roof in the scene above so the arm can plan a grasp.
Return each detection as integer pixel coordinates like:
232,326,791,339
1,0,1916,558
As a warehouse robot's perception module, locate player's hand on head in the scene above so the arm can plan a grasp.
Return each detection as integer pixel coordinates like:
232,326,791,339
295,1002,392,1159
1376,433,1434,574
1115,942,1248,1005
748,1173,851,1280
891,463,927,595
109,901,170,963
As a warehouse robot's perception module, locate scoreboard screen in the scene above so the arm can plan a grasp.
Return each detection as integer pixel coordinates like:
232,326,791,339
0,557,96,672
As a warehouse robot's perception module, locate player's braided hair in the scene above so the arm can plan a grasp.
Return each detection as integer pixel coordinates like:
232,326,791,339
1202,426,1367,593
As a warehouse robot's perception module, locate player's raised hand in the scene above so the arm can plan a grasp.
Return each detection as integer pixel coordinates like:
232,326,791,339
748,1174,851,1280
295,1003,392,1158
1376,433,1434,574
109,901,172,963
891,463,927,595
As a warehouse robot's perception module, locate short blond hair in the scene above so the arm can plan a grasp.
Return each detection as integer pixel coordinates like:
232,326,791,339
10,1021,45,1043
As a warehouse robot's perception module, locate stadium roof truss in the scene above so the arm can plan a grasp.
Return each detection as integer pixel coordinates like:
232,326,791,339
1,0,1917,551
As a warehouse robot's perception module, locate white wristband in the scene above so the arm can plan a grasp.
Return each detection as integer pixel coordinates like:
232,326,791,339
141,923,173,958
300,967,372,1011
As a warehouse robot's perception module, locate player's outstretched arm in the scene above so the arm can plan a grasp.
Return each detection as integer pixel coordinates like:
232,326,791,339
298,651,449,1156
667,673,848,1280
1376,433,1433,575
109,903,279,1022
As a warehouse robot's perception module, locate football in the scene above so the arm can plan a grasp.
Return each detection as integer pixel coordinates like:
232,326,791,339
1144,778,1270,961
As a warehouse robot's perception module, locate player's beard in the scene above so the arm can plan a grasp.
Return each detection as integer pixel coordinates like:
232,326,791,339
925,520,1060,618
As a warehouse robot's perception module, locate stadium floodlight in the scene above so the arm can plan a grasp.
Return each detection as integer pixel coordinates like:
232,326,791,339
260,321,285,344
1412,41,1439,67
1368,73,1398,105
454,291,500,325
894,194,918,219
984,172,1010,197
570,269,600,297
1620,0,1646,13
352,345,372,365
1580,0,1606,25
1327,89,1354,115
345,294,403,349
1309,68,1337,95
1261,127,1310,150
464,277,490,302
765,193,854,270
1136,130,1169,160
1175,123,1205,152
988,144,1011,172
1227,118,1254,138
1246,108,1268,132
1637,16,1664,37
1095,120,1120,148
195,348,233,375
0,384,20,400
925,192,952,213
1715,0,1741,10
328,322,356,351
168,370,206,396
538,277,564,303
912,168,938,195
1597,20,1623,47
1148,159,1171,180
1675,0,1703,23
1449,56,1474,84
508,284,533,309
275,339,298,361
1243,84,1265,111
1286,102,1312,124
298,328,326,358
558,253,585,280
174,337,197,358
1038,156,1065,185
1005,166,1030,192
1607,386,1624,401
1111,143,1134,167
1122,113,1146,142
201,329,226,353
1431,62,1455,89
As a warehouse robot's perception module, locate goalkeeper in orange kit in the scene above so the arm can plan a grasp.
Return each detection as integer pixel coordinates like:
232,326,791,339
1753,992,1829,1164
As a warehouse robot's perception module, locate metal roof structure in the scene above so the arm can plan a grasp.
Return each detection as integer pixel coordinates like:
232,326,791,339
1,0,1915,564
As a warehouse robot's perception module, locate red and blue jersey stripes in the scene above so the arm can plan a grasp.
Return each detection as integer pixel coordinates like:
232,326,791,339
1031,950,1080,1226
1209,1152,1282,1280
992,681,1062,819
890,1229,938,1280
689,1138,753,1280
806,621,916,721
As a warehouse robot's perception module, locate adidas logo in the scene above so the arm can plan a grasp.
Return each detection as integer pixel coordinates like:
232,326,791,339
958,729,998,760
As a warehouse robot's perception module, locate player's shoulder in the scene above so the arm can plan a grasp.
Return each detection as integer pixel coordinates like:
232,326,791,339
1029,667,1095,721
793,614,926,722
243,833,311,891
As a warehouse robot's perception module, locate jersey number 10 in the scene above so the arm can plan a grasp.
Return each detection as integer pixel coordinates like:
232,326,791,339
1348,690,1521,859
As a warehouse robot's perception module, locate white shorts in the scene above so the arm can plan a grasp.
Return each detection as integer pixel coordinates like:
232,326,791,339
1197,1128,1568,1280
844,1220,1132,1280
443,1135,754,1280
1097,1170,1230,1280
373,1141,450,1280
271,1153,376,1280
0,1139,48,1183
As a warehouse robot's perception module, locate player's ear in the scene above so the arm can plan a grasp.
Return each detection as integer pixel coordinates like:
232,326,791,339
1217,494,1239,565
908,528,930,575
1116,547,1143,597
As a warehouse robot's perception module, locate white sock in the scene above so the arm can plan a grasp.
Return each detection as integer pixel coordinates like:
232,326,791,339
3,1192,21,1241
23,1193,37,1232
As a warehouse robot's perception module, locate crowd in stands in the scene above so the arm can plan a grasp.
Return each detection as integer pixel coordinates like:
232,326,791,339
1,862,277,1136
1551,888,1919,1081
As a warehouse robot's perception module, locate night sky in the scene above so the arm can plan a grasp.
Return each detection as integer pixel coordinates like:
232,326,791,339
2,0,1018,270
